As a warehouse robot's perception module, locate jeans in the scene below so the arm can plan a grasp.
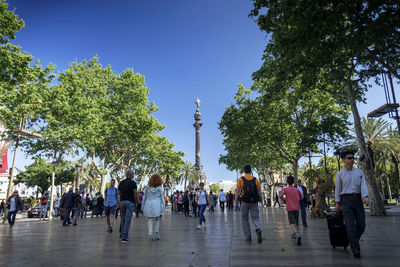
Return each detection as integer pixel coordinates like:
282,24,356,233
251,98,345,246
148,217,160,236
72,208,80,225
341,195,366,252
54,207,59,217
298,200,307,225
198,204,207,225
120,200,135,240
63,207,72,225
39,206,48,220
220,201,225,210
241,202,261,238
8,210,18,226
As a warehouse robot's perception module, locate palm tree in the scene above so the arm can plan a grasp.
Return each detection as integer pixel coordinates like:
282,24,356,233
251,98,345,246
80,163,101,195
180,161,200,190
347,117,400,172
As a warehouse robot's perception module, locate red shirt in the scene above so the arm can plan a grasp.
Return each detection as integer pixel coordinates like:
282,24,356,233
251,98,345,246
281,186,302,211
40,196,48,206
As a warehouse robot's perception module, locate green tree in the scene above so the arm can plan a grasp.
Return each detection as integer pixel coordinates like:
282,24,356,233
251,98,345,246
179,161,200,190
219,84,349,179
15,158,51,194
249,0,399,215
0,1,53,213
346,118,400,172
209,183,221,194
15,158,75,194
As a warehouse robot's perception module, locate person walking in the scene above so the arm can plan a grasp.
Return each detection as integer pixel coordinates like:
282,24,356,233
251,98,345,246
72,189,83,226
91,193,98,218
279,175,303,246
104,179,118,233
227,191,234,211
53,193,61,218
135,191,143,217
39,192,49,221
274,192,281,207
0,200,5,217
235,165,263,243
296,179,308,227
191,190,198,217
219,189,226,211
208,191,216,212
335,151,369,258
142,174,165,241
97,194,104,217
183,190,190,217
195,182,209,229
7,190,23,231
118,170,138,244
61,188,79,226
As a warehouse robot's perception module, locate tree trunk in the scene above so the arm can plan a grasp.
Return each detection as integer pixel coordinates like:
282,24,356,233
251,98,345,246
100,174,107,195
346,82,386,216
292,158,299,179
311,180,329,218
49,163,56,220
391,155,400,191
184,175,187,191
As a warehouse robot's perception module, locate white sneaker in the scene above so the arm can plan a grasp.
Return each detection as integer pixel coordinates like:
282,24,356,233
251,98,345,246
197,224,202,229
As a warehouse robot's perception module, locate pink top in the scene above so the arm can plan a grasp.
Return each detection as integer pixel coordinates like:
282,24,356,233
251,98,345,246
281,186,302,211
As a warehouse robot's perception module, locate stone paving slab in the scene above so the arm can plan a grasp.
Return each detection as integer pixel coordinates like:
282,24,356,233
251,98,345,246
1,206,399,266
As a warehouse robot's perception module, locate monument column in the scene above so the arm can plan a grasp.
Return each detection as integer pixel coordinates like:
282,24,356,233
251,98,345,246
193,98,204,183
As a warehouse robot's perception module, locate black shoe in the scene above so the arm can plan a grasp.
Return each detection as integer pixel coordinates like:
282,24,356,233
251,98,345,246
62,224,68,227
296,236,302,246
303,223,308,227
256,229,263,244
353,251,361,258
73,224,77,226
110,228,113,233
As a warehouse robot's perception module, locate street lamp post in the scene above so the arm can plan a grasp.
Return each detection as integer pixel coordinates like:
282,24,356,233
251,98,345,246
3,125,42,223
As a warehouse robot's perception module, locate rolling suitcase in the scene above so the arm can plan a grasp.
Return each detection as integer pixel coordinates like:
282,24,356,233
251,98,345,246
325,211,349,250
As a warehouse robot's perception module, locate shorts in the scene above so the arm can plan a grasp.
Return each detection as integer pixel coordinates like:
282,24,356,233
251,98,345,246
105,206,116,216
287,210,299,224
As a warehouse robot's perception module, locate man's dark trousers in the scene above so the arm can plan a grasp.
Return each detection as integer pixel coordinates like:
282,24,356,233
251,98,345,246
298,199,307,225
341,194,366,253
63,208,72,226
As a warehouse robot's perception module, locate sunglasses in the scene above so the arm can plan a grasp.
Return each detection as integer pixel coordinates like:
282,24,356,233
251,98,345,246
345,157,355,160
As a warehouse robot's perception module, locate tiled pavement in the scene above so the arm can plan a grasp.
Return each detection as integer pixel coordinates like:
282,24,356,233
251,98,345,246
1,206,399,266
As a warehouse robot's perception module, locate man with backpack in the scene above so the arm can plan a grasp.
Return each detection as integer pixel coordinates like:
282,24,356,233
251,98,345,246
104,179,118,232
235,165,263,243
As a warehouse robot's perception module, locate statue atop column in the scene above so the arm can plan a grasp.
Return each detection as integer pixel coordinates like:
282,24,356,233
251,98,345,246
193,98,206,185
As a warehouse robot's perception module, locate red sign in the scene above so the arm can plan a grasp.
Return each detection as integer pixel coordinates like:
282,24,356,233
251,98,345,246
0,151,8,173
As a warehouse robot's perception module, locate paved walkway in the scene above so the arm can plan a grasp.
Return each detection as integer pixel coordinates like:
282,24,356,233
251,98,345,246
1,206,399,266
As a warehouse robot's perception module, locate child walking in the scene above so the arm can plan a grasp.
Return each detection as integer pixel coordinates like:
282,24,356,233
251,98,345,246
279,175,303,246
142,174,165,241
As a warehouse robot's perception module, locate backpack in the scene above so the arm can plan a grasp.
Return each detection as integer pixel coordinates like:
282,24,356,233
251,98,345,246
241,176,259,203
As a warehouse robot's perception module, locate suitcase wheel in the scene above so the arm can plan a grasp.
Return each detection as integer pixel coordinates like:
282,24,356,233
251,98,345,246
344,246,347,251
332,246,336,249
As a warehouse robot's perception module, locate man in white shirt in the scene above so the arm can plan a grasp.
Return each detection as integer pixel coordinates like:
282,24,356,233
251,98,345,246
335,151,369,258
54,193,61,218
218,189,227,211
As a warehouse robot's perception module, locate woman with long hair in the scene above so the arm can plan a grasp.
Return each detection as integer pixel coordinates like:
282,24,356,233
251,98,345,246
142,174,165,241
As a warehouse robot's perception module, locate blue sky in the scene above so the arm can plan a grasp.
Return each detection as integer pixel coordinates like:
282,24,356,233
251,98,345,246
7,0,391,183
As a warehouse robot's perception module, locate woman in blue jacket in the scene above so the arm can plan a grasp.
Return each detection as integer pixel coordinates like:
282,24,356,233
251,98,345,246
142,174,165,241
